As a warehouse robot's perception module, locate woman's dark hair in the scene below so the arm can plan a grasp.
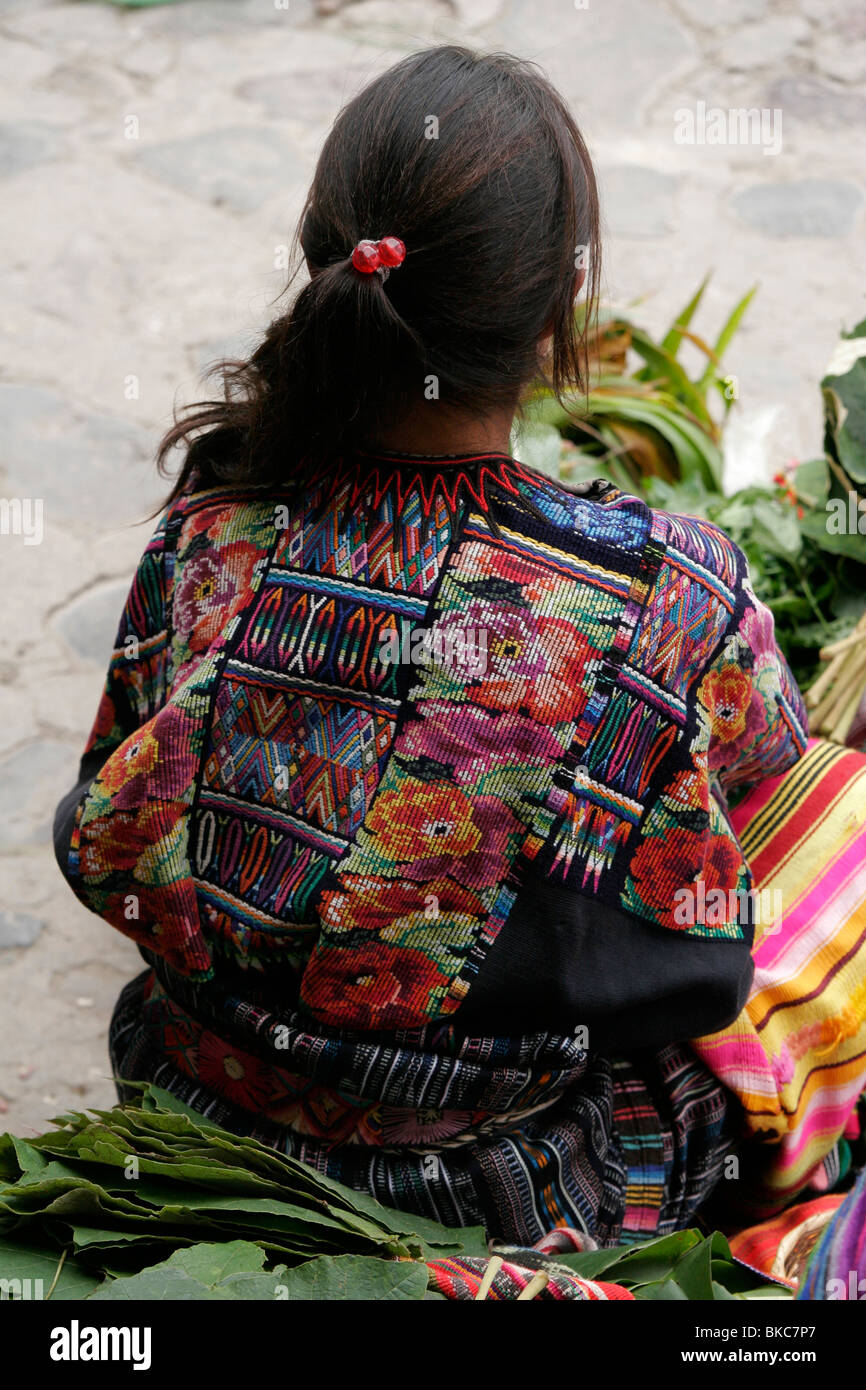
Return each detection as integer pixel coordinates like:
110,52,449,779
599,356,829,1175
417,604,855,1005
158,44,600,500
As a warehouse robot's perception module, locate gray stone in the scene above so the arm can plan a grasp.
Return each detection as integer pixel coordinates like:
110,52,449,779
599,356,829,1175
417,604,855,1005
0,385,161,524
0,740,78,849
674,0,769,24
813,34,866,85
236,67,373,125
0,911,44,950
453,0,505,27
715,16,810,70
731,179,864,238
799,0,866,27
764,76,866,129
497,0,696,133
600,165,679,239
52,580,130,669
132,127,305,213
0,122,59,179
135,0,314,35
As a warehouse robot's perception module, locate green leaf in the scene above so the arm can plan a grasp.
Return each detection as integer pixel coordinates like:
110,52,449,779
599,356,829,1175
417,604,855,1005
585,392,723,487
793,457,830,506
269,1254,429,1301
634,1278,690,1300
89,1240,279,1300
90,1246,427,1302
822,327,866,483
0,1237,101,1300
139,1086,221,1130
660,275,711,359
558,1230,701,1283
801,508,866,560
628,327,714,428
673,1233,718,1300
696,285,757,393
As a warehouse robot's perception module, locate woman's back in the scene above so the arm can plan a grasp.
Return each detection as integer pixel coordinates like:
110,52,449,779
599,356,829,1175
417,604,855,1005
54,445,807,1240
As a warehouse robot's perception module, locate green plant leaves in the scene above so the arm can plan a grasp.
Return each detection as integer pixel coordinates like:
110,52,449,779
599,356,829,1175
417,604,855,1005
0,1088,485,1300
267,1254,429,1302
555,1229,786,1301
90,1245,428,1303
0,1238,100,1300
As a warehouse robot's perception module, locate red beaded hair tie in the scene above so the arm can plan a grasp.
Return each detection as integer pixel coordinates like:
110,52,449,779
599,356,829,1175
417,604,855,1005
351,236,406,276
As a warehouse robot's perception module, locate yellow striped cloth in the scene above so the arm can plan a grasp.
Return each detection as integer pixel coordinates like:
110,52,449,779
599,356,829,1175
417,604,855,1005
692,739,866,1216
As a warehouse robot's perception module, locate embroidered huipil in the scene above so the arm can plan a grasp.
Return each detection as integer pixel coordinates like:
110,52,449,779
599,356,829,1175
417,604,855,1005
54,450,809,1244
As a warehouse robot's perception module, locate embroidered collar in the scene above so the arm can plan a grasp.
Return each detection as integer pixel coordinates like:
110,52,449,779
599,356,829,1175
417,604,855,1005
293,446,539,530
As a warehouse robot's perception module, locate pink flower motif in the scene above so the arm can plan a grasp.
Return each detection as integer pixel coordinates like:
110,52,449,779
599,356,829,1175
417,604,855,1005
174,543,259,653
740,601,777,669
105,704,196,809
399,700,563,778
444,602,595,724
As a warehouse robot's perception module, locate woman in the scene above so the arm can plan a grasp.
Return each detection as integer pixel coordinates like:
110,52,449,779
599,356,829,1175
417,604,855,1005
54,46,829,1246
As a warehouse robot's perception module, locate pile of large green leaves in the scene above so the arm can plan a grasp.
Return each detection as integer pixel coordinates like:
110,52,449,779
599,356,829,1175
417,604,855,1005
0,1088,485,1301
0,1090,785,1300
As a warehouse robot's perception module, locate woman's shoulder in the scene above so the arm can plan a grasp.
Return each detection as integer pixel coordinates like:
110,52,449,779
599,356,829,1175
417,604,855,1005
160,482,282,557
511,465,745,590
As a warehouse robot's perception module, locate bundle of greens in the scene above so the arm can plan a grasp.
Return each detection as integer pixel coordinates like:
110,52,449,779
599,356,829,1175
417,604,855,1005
0,1087,484,1301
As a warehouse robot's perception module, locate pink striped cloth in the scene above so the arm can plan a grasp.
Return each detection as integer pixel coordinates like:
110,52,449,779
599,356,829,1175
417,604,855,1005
691,738,866,1216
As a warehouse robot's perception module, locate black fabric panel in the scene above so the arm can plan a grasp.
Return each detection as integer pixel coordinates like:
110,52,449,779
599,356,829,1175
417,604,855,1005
458,870,754,1051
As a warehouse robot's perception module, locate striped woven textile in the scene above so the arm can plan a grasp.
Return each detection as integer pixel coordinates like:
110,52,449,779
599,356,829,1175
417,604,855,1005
425,1255,634,1300
729,1194,844,1287
692,738,866,1215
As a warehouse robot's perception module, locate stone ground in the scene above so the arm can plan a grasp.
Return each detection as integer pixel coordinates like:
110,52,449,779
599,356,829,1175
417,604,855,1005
0,0,864,1136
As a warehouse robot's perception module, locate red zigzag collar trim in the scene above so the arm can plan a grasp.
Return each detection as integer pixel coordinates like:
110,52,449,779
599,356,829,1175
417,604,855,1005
294,447,538,526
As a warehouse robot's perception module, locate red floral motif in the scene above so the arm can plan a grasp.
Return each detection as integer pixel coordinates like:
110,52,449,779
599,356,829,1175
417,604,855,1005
400,700,563,775
469,545,560,603
630,826,742,924
709,692,770,773
367,783,521,886
87,688,121,750
97,705,195,809
700,664,751,743
78,803,181,878
319,874,483,936
301,942,451,1028
378,1107,475,1145
196,1031,273,1111
466,606,594,725
662,767,710,814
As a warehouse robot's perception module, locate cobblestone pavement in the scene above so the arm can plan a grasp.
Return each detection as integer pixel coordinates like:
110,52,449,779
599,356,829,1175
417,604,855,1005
1,0,864,1135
